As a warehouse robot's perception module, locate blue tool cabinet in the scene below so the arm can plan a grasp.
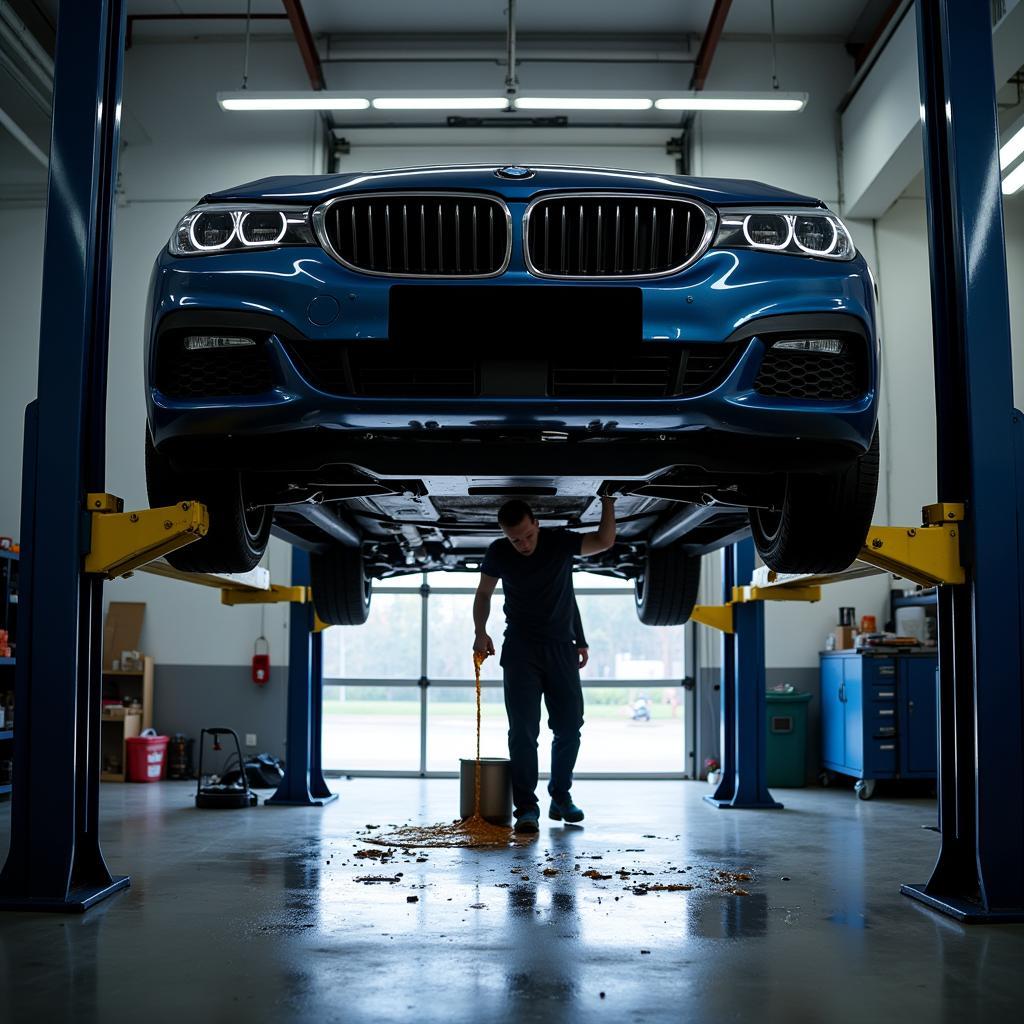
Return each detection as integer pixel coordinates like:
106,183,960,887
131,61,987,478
820,650,937,799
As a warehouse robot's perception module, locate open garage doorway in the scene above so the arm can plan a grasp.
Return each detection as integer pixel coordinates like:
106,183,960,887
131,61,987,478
321,571,692,778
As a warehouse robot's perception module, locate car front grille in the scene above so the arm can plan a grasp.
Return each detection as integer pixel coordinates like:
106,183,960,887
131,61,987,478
525,195,713,278
155,336,276,399
754,345,866,401
285,338,737,400
315,193,510,276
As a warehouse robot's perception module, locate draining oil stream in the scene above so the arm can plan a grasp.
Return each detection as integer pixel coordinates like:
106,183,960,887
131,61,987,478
363,651,519,848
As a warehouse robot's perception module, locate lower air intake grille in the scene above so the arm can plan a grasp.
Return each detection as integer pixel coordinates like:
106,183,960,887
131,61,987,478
317,193,510,276
525,195,712,277
285,339,737,400
754,346,865,401
155,337,275,398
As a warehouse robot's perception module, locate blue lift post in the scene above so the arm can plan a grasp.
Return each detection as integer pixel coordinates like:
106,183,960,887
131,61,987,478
705,539,782,811
0,1,130,913
266,548,337,807
900,0,1024,922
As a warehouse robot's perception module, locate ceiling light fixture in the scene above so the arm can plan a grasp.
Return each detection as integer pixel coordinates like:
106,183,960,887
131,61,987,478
1000,123,1024,170
1002,159,1024,195
218,92,369,111
655,92,807,112
372,97,508,110
514,97,653,111
216,91,808,116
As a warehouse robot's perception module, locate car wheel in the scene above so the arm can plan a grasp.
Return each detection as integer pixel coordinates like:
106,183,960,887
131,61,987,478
750,428,880,575
311,546,372,626
634,543,701,626
144,430,270,573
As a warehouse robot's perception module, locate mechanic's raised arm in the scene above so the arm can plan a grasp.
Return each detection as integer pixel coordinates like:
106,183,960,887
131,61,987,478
580,496,617,556
473,573,499,656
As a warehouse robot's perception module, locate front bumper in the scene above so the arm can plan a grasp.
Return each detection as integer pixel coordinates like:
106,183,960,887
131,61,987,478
146,243,879,477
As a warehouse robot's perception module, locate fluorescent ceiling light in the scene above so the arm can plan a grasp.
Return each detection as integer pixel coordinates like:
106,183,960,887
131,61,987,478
1002,159,1024,195
514,97,653,111
655,93,807,112
218,92,369,111
372,97,508,110
1000,123,1024,170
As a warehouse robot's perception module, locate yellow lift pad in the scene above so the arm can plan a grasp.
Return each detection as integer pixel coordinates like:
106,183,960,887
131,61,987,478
85,493,208,580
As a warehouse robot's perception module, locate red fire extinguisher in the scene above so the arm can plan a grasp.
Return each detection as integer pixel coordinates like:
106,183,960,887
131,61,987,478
252,636,270,685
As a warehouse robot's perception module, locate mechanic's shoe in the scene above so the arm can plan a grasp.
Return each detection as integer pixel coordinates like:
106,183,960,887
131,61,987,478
549,798,585,823
514,809,540,834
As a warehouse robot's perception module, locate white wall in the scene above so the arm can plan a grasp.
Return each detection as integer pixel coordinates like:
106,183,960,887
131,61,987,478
695,40,851,208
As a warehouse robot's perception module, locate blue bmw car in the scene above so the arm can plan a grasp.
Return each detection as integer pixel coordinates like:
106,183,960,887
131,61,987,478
145,164,879,625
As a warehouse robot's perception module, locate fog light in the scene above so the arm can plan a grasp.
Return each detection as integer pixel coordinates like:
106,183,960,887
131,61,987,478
184,335,257,351
774,338,846,354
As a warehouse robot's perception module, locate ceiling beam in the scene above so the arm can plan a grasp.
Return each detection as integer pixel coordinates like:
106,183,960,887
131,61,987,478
282,0,325,91
689,0,732,91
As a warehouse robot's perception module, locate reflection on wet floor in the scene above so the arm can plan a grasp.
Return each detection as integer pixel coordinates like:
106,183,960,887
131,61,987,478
2,779,1023,1024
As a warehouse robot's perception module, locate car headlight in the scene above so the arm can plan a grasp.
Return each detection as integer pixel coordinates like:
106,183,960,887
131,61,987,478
168,204,316,256
712,208,855,260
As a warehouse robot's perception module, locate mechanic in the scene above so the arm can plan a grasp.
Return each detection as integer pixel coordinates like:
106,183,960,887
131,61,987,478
473,496,617,833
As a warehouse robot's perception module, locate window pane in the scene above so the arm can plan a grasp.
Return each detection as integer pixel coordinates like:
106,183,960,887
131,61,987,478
426,685,508,772
424,570,480,589
322,594,420,679
427,593,503,680
574,686,685,773
322,685,420,771
575,595,686,680
375,573,424,590
573,570,633,590
424,685,685,775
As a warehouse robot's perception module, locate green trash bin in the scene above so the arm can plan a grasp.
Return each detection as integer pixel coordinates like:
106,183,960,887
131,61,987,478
765,690,812,788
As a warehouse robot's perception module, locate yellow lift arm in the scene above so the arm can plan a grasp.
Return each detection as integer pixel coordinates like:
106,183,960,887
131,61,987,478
690,503,965,635
84,493,208,580
83,493,319,618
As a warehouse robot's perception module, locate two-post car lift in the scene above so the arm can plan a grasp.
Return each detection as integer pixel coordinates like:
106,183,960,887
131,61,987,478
689,2,1024,924
1,0,1022,922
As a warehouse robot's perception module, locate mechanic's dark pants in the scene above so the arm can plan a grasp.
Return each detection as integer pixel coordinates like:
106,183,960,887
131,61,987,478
501,640,584,815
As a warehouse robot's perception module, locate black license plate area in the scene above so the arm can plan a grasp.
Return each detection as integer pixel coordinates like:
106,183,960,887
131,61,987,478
388,285,642,345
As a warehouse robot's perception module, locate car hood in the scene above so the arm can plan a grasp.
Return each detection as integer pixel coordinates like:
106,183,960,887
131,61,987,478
202,165,822,208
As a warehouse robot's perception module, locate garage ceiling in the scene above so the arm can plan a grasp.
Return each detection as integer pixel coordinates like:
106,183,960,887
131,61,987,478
26,1,890,43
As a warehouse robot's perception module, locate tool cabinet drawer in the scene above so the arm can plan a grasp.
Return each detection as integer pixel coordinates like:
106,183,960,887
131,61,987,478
869,683,897,701
868,705,898,731
865,739,897,773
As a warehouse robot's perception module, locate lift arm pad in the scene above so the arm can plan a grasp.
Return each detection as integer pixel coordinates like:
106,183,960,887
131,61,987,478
859,524,965,587
220,584,310,606
690,604,735,634
84,495,208,579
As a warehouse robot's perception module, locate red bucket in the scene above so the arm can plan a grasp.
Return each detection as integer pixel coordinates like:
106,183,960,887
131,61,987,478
126,731,169,783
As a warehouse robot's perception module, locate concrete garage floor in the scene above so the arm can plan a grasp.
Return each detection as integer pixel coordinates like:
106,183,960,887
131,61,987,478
1,780,1022,1023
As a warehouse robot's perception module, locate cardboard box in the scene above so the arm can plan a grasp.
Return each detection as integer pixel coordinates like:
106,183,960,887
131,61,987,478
103,602,145,672
832,626,857,650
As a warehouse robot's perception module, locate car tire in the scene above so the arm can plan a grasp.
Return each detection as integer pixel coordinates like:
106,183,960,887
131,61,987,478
144,430,270,574
634,543,701,626
311,546,372,626
750,428,880,575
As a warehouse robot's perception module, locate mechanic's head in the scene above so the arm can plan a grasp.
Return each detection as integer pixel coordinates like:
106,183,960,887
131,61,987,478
498,499,539,556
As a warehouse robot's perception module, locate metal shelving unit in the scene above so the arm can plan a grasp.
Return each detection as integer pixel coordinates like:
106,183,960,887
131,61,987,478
1,548,17,798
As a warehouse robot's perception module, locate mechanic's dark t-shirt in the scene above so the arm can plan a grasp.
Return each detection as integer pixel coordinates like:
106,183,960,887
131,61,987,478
481,528,584,644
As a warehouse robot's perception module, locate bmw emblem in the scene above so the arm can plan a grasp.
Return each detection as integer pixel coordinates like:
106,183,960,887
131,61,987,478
496,165,535,180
